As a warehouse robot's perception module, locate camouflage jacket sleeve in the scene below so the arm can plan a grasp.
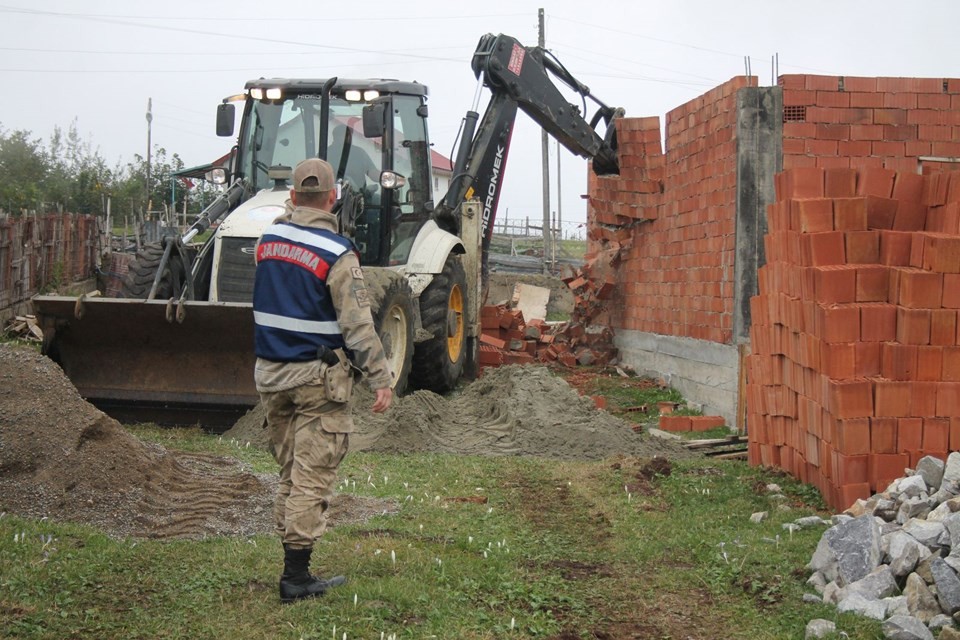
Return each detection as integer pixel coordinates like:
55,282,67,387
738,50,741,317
327,252,393,390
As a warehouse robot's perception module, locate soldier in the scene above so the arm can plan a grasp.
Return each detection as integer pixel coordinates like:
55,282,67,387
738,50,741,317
252,157,393,603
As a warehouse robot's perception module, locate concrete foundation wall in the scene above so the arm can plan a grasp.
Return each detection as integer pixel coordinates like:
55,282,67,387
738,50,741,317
614,330,740,425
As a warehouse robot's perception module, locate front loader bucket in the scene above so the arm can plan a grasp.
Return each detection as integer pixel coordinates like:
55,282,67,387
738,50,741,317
33,296,257,428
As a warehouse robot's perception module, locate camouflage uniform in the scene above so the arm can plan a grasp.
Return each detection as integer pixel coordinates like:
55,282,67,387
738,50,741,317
255,203,392,550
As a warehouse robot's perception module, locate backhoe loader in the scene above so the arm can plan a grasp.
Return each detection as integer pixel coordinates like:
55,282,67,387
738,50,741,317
33,33,623,426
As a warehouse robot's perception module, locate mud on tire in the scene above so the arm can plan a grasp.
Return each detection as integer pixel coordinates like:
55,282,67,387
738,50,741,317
410,255,467,393
365,269,415,395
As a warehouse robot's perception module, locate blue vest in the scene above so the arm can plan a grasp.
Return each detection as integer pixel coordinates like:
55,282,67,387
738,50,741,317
253,221,355,362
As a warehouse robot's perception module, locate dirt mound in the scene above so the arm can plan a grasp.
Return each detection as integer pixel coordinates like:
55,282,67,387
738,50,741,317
0,344,394,538
225,365,696,461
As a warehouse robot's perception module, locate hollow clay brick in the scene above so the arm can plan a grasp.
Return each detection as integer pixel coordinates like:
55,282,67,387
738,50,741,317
792,198,835,233
856,266,890,303
855,342,881,377
937,382,960,417
917,346,945,381
896,307,932,345
825,168,858,197
857,168,896,198
893,201,928,232
870,417,898,454
817,304,861,343
860,303,897,341
846,231,880,264
783,167,826,199
869,453,910,491
874,381,912,418
898,417,924,452
892,172,926,203
882,343,919,380
867,196,899,230
923,418,950,451
814,266,857,304
828,378,874,418
879,231,913,266
943,347,960,382
834,198,869,230
835,418,870,455
930,310,957,346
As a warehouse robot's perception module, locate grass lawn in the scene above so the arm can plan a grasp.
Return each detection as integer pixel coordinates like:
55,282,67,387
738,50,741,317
0,419,882,639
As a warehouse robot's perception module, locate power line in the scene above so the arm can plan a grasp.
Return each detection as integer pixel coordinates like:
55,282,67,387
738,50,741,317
550,40,721,83
550,15,753,60
548,48,717,88
0,6,528,22
0,5,470,64
550,14,841,77
0,44,471,57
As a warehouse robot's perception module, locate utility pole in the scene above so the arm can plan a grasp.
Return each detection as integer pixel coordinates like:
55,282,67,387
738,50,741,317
145,98,153,219
539,8,550,275
556,139,562,258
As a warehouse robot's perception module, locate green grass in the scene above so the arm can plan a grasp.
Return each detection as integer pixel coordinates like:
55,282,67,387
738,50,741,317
0,422,882,639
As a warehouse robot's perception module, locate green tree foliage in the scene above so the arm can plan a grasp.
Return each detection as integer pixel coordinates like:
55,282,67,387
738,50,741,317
45,120,114,215
0,128,47,212
0,121,209,221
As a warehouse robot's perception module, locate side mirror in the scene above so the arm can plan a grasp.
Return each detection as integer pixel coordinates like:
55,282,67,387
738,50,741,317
216,103,236,137
362,103,386,138
205,167,228,185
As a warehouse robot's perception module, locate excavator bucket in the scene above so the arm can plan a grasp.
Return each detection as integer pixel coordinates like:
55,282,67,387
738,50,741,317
33,296,257,428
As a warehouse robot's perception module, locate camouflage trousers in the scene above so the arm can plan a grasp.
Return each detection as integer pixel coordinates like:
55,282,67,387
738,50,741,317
260,378,353,550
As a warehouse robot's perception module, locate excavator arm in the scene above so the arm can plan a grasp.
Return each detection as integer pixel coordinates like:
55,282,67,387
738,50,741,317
436,33,623,242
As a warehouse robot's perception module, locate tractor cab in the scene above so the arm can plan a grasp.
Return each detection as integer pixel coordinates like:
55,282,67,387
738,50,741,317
216,78,435,274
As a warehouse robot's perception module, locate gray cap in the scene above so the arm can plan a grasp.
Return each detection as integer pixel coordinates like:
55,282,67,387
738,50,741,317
292,158,335,193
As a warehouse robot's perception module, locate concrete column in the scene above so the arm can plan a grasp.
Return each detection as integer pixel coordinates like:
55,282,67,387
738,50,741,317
733,87,782,344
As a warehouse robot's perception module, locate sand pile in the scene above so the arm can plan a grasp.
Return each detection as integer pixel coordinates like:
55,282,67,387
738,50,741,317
225,365,695,461
0,344,390,538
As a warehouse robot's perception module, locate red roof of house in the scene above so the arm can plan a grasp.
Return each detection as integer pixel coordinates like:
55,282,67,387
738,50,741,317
431,149,452,172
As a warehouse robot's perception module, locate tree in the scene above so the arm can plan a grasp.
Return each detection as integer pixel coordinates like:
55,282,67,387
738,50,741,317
114,145,187,222
0,127,47,212
45,120,113,215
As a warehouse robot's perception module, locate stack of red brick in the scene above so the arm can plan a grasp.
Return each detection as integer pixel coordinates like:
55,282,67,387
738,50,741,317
659,415,727,433
478,305,617,370
747,165,960,510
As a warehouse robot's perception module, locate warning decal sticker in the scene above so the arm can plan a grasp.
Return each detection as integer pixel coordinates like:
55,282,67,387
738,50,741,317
507,43,525,76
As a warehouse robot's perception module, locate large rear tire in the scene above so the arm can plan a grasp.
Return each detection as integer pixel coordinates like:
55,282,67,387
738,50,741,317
365,269,415,396
120,241,184,299
410,255,467,393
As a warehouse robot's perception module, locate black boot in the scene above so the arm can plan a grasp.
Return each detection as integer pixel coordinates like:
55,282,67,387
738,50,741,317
279,545,346,603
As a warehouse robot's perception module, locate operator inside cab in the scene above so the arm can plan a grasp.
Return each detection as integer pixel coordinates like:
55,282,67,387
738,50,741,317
327,122,380,205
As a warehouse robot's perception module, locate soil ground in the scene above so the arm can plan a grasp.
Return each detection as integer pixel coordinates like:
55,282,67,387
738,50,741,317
1,342,693,541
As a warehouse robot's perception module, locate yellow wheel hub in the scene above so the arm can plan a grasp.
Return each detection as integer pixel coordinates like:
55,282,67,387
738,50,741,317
446,284,464,363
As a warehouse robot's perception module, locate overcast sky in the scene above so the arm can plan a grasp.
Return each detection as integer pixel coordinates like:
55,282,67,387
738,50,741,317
2,1,958,235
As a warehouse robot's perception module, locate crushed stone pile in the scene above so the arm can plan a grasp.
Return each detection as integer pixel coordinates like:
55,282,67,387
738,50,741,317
225,364,696,461
805,452,960,638
0,344,391,538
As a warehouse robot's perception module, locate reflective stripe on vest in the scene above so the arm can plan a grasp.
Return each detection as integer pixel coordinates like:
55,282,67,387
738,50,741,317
253,310,341,335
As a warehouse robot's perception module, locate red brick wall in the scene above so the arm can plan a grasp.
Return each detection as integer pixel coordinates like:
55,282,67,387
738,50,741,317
781,75,960,173
587,76,756,343
588,74,960,351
